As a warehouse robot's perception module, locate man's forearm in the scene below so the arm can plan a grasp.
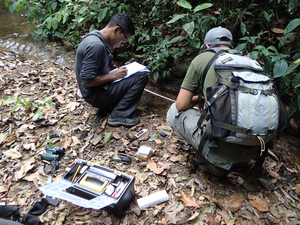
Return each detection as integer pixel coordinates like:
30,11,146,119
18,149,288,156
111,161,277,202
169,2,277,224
83,73,115,88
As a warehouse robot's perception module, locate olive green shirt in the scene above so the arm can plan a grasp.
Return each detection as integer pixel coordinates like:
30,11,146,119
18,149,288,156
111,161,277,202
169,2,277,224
181,48,230,98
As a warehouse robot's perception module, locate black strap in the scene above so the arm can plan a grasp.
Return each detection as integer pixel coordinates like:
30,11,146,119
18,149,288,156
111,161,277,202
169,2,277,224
28,197,59,216
198,49,227,111
202,49,227,86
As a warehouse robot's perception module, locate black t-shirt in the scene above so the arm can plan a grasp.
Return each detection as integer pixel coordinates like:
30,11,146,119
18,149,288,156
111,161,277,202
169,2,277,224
75,30,111,103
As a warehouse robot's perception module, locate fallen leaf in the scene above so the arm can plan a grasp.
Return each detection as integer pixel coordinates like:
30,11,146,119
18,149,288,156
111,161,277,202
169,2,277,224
71,136,80,146
170,155,187,164
216,208,234,225
23,143,35,150
180,190,199,208
90,134,102,145
2,133,16,146
156,124,172,131
55,95,66,104
248,194,269,212
45,67,55,73
271,28,285,34
3,149,22,159
295,184,300,195
55,212,67,225
23,171,47,185
74,211,90,216
147,158,165,174
192,203,216,224
65,102,80,111
202,212,217,225
15,157,36,180
267,168,282,180
59,137,71,149
154,139,162,144
42,108,57,116
216,194,245,212
166,146,179,154
0,185,9,193
0,133,7,144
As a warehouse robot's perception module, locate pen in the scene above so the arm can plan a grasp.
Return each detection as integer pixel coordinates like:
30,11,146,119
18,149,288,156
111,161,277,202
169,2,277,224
71,165,81,181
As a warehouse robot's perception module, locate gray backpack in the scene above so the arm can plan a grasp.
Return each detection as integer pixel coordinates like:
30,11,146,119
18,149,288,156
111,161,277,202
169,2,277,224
197,48,287,148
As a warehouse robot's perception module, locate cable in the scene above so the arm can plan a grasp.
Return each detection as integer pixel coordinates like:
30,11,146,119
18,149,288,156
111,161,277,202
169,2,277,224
144,88,199,110
144,88,176,103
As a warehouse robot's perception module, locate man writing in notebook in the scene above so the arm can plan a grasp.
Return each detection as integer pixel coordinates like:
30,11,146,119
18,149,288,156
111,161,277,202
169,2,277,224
75,13,148,127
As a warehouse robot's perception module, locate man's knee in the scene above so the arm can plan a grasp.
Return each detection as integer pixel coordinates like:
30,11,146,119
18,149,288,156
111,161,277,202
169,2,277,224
166,103,177,126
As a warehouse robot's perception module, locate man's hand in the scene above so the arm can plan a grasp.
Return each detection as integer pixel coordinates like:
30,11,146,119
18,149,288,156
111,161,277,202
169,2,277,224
112,66,128,81
199,96,205,113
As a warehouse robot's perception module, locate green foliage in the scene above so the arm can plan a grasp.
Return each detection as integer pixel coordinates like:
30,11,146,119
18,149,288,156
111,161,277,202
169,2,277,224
41,135,59,147
3,97,31,112
5,0,300,116
2,96,55,120
6,0,131,45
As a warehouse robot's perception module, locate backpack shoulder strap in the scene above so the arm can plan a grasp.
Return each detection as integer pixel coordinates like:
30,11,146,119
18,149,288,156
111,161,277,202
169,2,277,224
197,48,227,108
202,48,227,80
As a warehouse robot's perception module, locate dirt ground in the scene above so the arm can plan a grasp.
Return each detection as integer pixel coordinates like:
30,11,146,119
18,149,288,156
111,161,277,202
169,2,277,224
1,50,300,225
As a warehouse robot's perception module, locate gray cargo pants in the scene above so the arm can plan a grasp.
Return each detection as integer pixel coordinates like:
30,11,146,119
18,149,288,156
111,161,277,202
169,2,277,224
167,103,260,170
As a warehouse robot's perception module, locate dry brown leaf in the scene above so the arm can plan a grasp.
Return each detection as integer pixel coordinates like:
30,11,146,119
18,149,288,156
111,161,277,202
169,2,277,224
271,28,285,34
59,137,72,149
295,184,300,195
180,190,200,208
42,108,57,116
23,143,35,151
248,194,269,212
154,139,162,144
0,133,7,144
217,193,245,212
147,158,165,174
15,157,36,180
156,124,172,131
23,171,47,185
267,168,282,180
90,134,102,145
202,212,217,225
55,212,67,225
71,136,80,146
166,145,179,154
0,185,9,193
83,112,89,119
65,102,80,111
2,133,16,146
17,194,27,206
3,149,22,159
55,95,66,104
170,155,187,164
216,208,234,225
45,67,55,73
74,211,90,216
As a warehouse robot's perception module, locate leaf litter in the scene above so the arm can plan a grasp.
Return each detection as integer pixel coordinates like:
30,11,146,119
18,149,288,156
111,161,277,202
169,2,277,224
0,51,300,224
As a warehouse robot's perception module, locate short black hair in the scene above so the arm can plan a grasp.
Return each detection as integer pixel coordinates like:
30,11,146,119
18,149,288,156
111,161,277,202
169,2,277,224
108,13,135,36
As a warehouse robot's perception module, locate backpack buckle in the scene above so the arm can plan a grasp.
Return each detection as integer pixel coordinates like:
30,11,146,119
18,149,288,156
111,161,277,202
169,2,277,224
266,130,273,136
246,129,253,135
231,77,239,90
